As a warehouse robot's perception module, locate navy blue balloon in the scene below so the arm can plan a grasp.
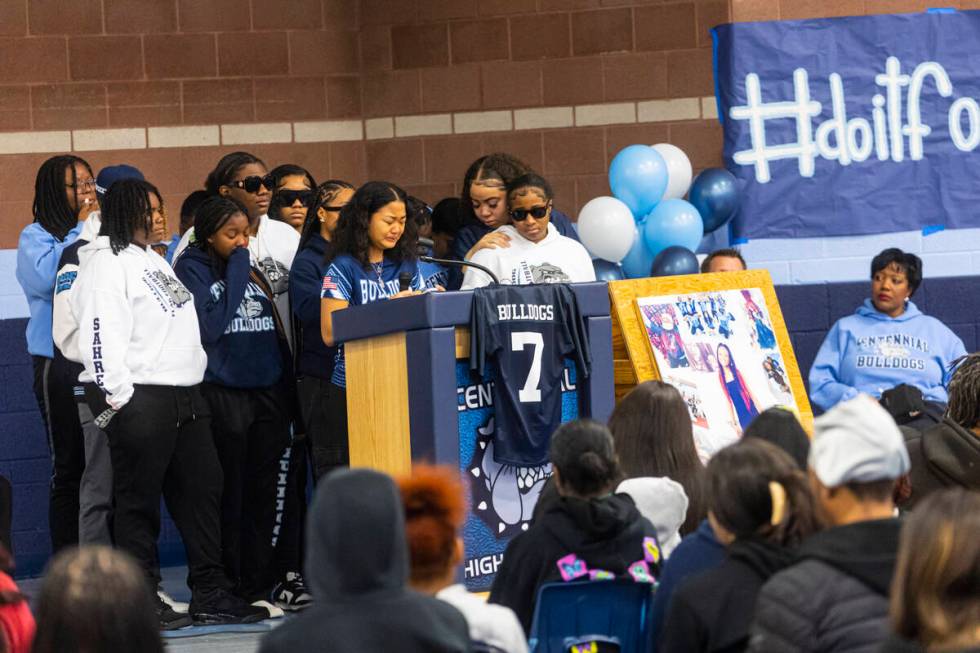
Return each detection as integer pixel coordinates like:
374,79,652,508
689,168,740,234
592,259,625,282
651,246,699,277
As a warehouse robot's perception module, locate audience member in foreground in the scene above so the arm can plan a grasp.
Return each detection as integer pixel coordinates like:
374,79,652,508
742,407,811,471
903,353,980,508
258,468,470,653
608,381,707,535
616,476,688,559
661,439,820,653
490,419,661,634
809,248,966,412
749,395,910,653
460,173,595,288
883,488,980,653
32,547,161,653
0,546,32,653
399,465,528,653
700,248,747,273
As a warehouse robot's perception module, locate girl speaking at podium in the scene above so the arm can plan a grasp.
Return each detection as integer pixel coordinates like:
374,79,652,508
319,182,427,472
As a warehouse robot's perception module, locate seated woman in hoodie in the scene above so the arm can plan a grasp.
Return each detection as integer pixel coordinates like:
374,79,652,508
489,419,661,634
809,248,965,412
258,468,471,653
399,465,528,653
660,439,820,653
903,353,980,509
174,196,292,615
460,173,595,289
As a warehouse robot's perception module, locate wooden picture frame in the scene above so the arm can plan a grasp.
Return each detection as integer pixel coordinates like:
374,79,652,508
608,270,813,435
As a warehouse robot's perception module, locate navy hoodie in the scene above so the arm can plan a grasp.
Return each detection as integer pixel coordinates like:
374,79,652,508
289,233,337,381
174,246,284,389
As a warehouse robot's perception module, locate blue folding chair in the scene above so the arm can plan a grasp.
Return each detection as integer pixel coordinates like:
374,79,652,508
527,579,655,653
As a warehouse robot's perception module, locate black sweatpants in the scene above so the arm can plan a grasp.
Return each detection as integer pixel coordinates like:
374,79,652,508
86,384,228,594
272,430,309,577
31,353,85,552
311,380,349,480
202,383,290,601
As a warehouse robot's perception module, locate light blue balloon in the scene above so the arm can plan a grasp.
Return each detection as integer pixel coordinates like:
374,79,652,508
642,198,705,258
620,234,655,279
592,259,625,282
608,145,668,218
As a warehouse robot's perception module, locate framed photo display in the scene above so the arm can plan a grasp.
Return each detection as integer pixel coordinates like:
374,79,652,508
608,270,812,462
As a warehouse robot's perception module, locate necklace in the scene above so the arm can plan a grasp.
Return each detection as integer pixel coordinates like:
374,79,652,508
372,260,384,286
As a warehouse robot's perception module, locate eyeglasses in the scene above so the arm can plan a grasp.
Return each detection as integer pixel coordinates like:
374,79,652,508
67,179,97,191
510,204,550,222
278,189,315,206
227,175,274,194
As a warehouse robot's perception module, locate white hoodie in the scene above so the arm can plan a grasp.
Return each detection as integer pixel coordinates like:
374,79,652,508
71,236,207,409
52,212,102,364
460,224,596,290
172,214,299,345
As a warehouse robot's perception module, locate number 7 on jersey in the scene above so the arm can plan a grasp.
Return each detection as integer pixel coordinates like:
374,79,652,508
511,331,544,403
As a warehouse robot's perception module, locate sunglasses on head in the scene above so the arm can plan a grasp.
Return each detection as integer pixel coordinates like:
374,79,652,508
228,175,274,194
278,189,315,206
510,204,550,222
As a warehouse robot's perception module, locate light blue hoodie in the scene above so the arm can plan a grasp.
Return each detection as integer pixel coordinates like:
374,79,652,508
16,221,83,358
809,299,966,411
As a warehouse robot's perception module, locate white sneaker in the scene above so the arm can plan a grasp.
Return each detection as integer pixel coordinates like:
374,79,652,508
157,588,189,614
272,571,313,611
251,599,284,619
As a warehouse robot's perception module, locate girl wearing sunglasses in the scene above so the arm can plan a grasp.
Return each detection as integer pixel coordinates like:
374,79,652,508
460,173,595,289
268,164,318,233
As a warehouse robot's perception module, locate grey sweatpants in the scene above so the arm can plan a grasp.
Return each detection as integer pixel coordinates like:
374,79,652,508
77,400,113,545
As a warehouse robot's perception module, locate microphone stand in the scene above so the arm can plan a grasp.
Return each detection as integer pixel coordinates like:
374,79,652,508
419,255,501,286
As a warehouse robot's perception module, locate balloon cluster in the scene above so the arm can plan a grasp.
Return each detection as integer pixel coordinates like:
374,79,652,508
577,144,740,279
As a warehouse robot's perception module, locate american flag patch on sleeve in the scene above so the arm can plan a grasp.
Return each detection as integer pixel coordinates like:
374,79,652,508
322,276,338,291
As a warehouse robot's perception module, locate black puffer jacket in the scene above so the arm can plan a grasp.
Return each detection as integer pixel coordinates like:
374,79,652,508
748,519,901,653
903,418,980,509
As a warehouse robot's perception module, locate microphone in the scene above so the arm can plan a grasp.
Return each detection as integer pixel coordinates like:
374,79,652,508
417,236,435,250
419,255,501,285
398,271,413,293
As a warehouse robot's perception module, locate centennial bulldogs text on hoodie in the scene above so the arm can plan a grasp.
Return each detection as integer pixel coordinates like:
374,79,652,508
809,299,967,410
172,214,299,346
460,224,596,290
71,236,207,409
52,212,102,364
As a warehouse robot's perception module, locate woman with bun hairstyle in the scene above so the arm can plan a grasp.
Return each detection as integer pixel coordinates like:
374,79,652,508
660,439,820,653
319,181,426,475
489,419,661,634
884,488,980,653
174,196,292,613
399,465,528,653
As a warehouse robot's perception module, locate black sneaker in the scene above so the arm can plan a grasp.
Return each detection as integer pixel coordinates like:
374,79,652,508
272,571,312,611
190,587,268,625
155,594,193,630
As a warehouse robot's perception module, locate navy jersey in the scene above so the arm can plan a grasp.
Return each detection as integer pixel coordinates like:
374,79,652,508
470,284,590,466
321,253,424,387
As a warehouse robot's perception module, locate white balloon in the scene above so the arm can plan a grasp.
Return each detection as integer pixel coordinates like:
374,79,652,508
652,143,693,200
576,196,637,263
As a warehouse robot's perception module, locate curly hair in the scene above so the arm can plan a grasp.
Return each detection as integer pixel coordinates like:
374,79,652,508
328,181,418,269
99,179,162,255
191,196,249,277
944,353,980,429
460,153,532,225
398,465,467,585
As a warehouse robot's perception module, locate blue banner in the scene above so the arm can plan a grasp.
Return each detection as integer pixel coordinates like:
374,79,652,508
713,11,980,240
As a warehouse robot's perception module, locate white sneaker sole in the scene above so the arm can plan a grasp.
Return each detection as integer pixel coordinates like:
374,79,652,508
251,599,284,619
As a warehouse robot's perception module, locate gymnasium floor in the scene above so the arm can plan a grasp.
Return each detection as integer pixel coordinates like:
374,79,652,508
20,565,278,652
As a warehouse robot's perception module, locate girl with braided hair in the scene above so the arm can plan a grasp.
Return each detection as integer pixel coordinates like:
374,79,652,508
72,178,266,629
16,154,97,552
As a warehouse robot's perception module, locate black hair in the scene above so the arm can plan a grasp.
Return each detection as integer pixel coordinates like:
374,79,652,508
707,439,820,547
430,197,462,236
192,196,249,275
844,479,898,503
269,163,317,190
549,419,621,498
33,154,94,240
297,179,355,254
32,546,164,653
460,153,532,225
871,248,922,295
407,195,431,228
700,248,746,273
328,181,417,270
506,173,553,202
99,179,162,255
204,151,266,196
179,189,210,235
945,353,980,429
743,407,811,470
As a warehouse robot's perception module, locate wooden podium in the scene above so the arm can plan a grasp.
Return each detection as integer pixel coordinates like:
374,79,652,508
332,282,617,476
